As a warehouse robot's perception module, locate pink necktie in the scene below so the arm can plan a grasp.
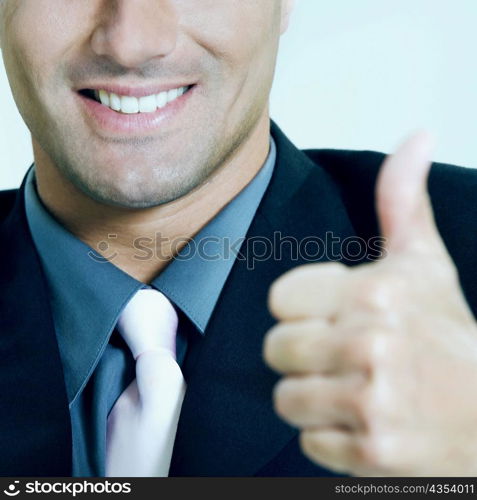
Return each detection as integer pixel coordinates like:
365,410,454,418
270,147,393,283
106,289,186,477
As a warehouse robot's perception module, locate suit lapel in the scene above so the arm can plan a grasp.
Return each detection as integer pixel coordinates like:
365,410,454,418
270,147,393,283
170,123,359,476
0,178,71,476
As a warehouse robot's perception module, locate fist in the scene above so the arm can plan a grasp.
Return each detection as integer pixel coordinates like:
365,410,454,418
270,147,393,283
264,133,477,476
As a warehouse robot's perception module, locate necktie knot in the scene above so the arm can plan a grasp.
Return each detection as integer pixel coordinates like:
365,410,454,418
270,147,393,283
117,289,178,360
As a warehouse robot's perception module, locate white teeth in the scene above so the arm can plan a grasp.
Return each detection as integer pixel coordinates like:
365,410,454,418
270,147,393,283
138,94,157,113
110,93,121,112
99,90,110,106
120,96,139,114
156,91,168,109
95,86,189,114
167,88,179,102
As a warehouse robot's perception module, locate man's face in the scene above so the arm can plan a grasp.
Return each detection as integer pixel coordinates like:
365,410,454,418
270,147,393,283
0,0,291,208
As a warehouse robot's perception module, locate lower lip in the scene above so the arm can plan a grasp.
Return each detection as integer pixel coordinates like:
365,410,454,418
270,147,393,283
76,86,196,135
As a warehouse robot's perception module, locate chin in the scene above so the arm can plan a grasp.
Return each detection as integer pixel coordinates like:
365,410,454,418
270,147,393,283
75,175,186,209
83,185,164,208
63,152,210,208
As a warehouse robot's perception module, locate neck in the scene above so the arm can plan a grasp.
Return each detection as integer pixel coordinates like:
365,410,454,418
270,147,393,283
34,115,271,283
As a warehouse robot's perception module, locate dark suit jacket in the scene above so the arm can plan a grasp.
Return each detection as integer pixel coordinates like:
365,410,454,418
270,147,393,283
1,122,477,476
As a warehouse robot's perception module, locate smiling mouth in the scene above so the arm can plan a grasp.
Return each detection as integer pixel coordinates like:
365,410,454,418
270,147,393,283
78,85,194,114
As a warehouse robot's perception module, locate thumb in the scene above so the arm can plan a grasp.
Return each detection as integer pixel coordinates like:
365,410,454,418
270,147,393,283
376,131,441,254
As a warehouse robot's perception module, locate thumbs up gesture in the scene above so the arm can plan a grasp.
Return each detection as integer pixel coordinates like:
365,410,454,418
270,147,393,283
264,133,477,476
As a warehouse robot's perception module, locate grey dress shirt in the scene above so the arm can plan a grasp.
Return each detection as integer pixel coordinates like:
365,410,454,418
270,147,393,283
24,138,276,476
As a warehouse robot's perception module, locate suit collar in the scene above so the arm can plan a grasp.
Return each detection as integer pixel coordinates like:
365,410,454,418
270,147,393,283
0,174,72,476
169,121,357,476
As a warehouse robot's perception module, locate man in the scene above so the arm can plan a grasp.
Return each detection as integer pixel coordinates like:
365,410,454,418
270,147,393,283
0,0,476,477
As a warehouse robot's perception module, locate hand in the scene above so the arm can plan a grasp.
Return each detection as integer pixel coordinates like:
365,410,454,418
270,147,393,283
264,133,477,476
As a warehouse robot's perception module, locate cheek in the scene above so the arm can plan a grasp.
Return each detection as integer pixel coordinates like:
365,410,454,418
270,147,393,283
179,0,279,73
1,1,92,140
3,0,91,89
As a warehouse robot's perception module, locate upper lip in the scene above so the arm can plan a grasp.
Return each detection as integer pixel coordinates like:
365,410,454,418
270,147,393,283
75,82,196,98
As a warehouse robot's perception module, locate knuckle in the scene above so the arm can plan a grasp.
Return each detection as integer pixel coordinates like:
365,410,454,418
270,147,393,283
347,392,369,426
299,431,351,474
350,385,382,430
263,323,288,367
273,378,307,418
437,259,460,284
313,261,348,275
279,330,306,362
353,273,404,312
343,331,391,374
268,276,290,319
299,430,322,460
285,340,309,370
291,387,315,415
364,331,395,374
265,321,331,373
269,261,349,320
272,379,291,418
268,265,314,318
354,432,396,473
360,333,386,370
263,324,305,370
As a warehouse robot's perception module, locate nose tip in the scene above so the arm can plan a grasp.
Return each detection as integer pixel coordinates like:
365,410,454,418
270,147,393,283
90,0,178,69
91,27,177,69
